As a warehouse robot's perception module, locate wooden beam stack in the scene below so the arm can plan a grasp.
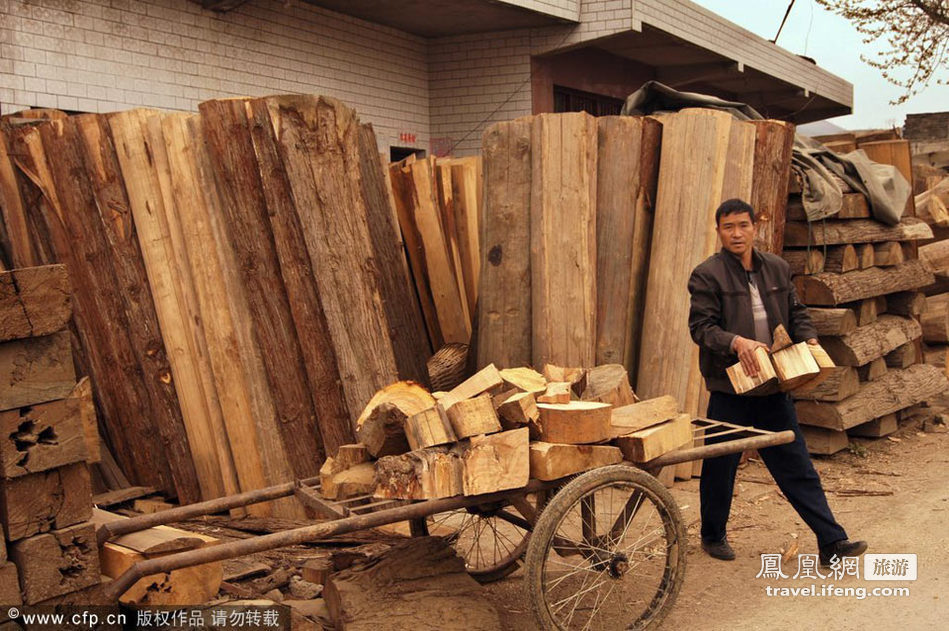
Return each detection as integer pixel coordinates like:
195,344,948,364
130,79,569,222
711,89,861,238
0,263,103,605
781,144,949,453
0,98,432,515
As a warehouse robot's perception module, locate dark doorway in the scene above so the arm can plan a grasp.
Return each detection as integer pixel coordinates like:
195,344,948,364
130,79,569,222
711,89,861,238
390,146,425,162
553,85,625,116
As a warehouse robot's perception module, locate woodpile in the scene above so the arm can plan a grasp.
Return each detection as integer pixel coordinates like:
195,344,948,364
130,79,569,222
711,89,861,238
784,134,949,454
0,97,435,516
0,263,102,605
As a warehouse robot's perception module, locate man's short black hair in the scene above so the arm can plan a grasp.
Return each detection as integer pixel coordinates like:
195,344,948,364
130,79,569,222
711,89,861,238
715,199,756,225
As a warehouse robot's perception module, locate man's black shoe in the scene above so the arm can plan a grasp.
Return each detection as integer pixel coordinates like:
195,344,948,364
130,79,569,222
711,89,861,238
819,539,868,566
702,538,736,561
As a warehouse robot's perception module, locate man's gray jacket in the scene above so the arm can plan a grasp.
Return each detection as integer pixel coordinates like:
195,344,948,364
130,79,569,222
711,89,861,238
688,248,818,393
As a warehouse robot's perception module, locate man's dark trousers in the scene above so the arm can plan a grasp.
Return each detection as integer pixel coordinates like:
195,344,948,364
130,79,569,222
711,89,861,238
700,390,848,547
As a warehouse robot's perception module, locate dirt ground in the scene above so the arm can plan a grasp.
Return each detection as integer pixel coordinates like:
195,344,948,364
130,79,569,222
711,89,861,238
483,418,949,630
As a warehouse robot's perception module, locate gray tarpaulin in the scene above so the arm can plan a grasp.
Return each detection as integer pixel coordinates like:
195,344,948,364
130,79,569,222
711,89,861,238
620,81,910,226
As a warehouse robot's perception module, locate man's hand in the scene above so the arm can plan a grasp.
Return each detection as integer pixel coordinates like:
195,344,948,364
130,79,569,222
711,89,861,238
806,338,819,345
733,336,770,377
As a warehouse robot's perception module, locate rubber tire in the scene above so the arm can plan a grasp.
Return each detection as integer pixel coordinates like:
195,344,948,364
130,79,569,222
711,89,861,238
524,465,688,630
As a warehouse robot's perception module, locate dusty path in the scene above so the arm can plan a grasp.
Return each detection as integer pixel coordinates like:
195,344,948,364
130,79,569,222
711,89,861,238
485,421,948,630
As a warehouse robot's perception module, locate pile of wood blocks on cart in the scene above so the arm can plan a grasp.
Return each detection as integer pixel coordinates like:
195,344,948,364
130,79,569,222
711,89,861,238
781,131,949,454
320,363,694,501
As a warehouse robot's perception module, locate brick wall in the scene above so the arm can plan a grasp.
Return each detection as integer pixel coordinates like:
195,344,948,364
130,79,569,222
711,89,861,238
904,112,949,142
500,0,581,21
0,0,431,153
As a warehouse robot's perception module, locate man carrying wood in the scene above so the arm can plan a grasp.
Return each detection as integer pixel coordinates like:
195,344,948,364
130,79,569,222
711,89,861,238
688,199,867,565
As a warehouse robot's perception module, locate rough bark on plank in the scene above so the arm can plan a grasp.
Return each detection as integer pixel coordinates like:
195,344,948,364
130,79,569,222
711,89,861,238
324,537,501,631
806,308,857,336
819,315,922,366
885,340,920,368
9,522,99,604
529,442,622,481
784,217,932,247
531,113,597,368
459,428,529,496
595,116,661,370
200,98,325,478
477,118,532,368
0,265,70,342
794,260,934,305
750,120,794,253
0,461,90,541
795,364,947,430
0,331,75,412
374,448,464,500
534,401,612,444
790,366,859,401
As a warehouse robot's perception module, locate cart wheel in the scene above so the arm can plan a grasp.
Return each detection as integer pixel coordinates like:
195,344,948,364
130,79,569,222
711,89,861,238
410,490,546,584
525,465,686,630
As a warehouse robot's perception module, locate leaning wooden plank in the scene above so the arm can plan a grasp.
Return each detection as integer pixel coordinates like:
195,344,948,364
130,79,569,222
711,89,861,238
529,442,622,481
109,109,229,502
535,401,612,444
200,98,326,479
356,382,435,458
94,509,221,605
806,308,857,336
783,217,932,247
613,413,692,463
595,116,661,368
263,96,400,423
449,157,481,317
794,260,934,305
324,537,502,631
782,249,824,275
0,264,70,342
10,522,99,604
610,395,679,437
160,114,270,516
0,461,91,541
459,428,529,496
750,120,795,254
531,112,597,368
581,364,637,407
820,315,922,366
0,124,41,268
0,393,88,478
477,118,532,368
795,364,948,430
374,448,464,500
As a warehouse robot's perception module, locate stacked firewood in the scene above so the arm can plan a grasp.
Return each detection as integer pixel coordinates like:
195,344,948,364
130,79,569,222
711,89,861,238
323,364,695,502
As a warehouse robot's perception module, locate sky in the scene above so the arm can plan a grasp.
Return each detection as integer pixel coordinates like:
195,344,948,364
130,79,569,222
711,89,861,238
691,0,949,130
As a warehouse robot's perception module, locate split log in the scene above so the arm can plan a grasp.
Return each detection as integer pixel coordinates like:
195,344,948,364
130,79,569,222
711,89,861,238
531,113,597,368
374,448,463,500
885,291,926,317
542,365,586,396
9,522,99,604
783,217,932,247
0,264,70,342
807,308,857,336
0,331,75,412
919,239,949,274
848,414,898,438
320,461,376,501
795,364,948,430
427,343,469,392
874,242,904,267
821,245,859,273
750,120,795,254
581,364,637,406
857,357,888,381
529,442,622,481
801,426,848,455
537,382,572,404
923,345,948,380
614,413,692,462
794,260,934,305
921,296,949,343
726,347,777,394
496,392,539,430
324,537,501,631
846,298,878,327
772,342,820,388
445,394,502,439
534,401,612,444
783,249,824,275
459,428,529,496
820,315,922,366
771,324,793,351
477,118,532,368
791,364,858,401
0,461,91,541
93,509,221,605
404,408,457,450
595,116,661,371
856,243,876,269
0,394,88,478
885,340,920,368
438,363,503,410
0,562,20,605
498,367,546,393
335,444,370,469
610,395,679,436
355,382,435,458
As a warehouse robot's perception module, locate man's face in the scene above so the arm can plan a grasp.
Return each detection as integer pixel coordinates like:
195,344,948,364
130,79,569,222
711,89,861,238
717,211,755,257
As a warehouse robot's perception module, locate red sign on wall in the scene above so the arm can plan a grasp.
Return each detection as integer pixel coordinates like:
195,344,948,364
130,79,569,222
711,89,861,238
399,132,417,144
